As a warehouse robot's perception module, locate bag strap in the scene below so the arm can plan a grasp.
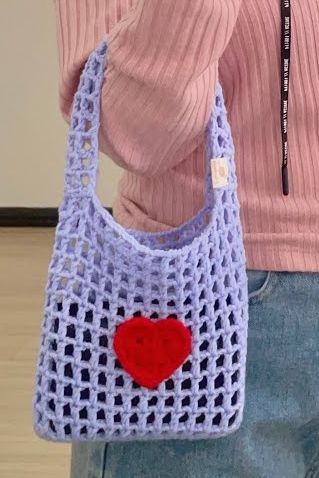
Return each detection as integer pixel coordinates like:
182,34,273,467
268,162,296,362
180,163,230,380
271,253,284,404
64,41,108,197
64,40,236,207
205,86,236,208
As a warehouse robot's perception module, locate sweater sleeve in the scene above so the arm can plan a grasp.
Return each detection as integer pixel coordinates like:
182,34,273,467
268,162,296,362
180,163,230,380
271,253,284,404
55,0,241,176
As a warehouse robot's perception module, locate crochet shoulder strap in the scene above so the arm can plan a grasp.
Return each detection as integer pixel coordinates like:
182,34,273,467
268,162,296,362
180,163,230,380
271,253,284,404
64,40,235,206
64,41,108,197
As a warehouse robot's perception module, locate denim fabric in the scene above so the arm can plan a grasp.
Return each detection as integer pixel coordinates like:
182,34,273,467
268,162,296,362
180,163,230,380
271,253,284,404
70,271,319,478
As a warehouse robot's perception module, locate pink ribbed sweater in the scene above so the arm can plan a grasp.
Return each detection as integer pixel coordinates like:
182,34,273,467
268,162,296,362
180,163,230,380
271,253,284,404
55,0,319,272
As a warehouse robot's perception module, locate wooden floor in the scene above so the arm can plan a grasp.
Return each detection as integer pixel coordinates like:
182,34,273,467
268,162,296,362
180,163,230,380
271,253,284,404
0,228,71,478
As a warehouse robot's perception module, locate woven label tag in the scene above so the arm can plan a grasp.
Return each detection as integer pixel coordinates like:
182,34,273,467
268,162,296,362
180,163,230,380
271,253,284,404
210,157,229,188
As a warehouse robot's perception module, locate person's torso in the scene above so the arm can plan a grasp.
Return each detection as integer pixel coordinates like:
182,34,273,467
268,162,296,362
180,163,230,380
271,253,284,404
115,0,319,271
220,0,319,236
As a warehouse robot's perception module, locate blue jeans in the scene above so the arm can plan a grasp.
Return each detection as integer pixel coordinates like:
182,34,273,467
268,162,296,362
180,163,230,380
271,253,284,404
70,271,319,477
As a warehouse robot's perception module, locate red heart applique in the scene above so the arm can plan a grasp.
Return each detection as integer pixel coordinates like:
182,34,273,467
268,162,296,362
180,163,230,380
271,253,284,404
113,317,192,389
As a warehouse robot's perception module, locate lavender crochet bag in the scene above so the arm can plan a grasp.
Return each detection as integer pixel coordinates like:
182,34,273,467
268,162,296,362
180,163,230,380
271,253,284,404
33,41,248,442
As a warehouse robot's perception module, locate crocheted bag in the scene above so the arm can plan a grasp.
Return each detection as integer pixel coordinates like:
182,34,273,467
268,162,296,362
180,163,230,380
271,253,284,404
33,41,248,442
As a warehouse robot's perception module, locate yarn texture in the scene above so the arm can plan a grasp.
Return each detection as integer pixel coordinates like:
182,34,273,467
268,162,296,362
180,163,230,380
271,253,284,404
114,316,192,389
33,41,249,442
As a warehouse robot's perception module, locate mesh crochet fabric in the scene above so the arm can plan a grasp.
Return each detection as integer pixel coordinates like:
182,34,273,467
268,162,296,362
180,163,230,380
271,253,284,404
33,41,249,442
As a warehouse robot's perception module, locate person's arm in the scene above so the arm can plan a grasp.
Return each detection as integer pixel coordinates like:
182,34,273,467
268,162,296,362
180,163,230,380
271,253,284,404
55,0,241,176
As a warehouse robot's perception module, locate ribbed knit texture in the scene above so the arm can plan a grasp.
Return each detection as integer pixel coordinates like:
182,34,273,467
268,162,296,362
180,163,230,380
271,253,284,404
55,0,319,272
